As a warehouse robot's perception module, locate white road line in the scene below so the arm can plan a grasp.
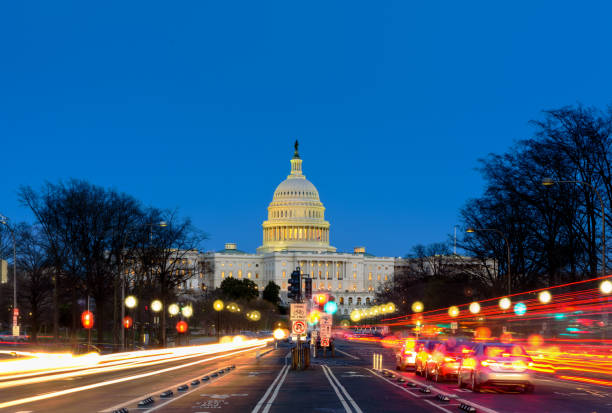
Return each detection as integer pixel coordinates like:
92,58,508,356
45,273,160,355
99,348,260,412
335,348,360,360
424,399,455,413
251,365,289,413
260,365,290,413
323,365,363,413
322,365,352,413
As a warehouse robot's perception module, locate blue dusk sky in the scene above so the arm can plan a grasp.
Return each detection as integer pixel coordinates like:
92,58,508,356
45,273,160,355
1,1,611,257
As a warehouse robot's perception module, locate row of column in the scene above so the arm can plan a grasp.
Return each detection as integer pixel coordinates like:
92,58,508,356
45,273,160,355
300,259,346,281
264,226,329,242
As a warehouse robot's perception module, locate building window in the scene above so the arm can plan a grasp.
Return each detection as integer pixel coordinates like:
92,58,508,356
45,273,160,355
229,272,233,278
353,272,357,279
238,270,242,278
348,297,353,305
339,297,344,305
229,263,233,267
248,263,252,268
336,271,339,279
384,275,388,281
221,271,225,278
282,270,286,278
338,282,342,289
221,263,225,267
319,270,322,279
326,271,330,279
357,297,362,305
368,272,372,280
247,272,252,278
366,297,371,305
377,275,381,281
353,263,357,268
327,282,332,290
282,261,286,266
255,273,259,278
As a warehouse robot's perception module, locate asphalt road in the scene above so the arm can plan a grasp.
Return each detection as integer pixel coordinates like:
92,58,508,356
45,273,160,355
0,339,610,412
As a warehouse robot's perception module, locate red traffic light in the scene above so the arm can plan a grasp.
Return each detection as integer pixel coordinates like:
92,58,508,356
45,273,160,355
81,310,94,329
316,294,328,304
176,320,188,333
123,316,133,329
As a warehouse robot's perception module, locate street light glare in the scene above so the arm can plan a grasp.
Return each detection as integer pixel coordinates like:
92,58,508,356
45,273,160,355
541,177,556,186
151,300,162,312
499,297,512,310
466,228,475,233
448,306,460,318
124,296,137,309
213,299,224,311
469,302,481,314
411,301,424,313
181,306,193,318
601,279,612,294
168,303,180,316
538,290,552,304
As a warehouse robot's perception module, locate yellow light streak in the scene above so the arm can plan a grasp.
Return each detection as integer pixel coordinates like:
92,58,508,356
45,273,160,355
0,341,269,409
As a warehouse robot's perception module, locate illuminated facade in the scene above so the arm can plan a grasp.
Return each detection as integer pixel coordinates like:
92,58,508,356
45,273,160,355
200,143,395,315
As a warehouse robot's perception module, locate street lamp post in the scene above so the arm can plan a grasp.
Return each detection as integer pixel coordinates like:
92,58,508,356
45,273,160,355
0,215,17,338
213,300,224,340
119,220,167,351
467,227,512,295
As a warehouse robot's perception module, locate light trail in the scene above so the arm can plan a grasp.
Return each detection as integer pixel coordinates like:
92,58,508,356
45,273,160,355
0,340,269,409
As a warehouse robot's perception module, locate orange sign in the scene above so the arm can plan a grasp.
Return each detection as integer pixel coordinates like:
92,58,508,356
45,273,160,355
123,316,133,329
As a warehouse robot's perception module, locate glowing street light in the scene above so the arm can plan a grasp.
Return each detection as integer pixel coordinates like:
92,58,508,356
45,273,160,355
514,302,527,316
168,303,180,316
448,306,460,318
124,295,137,309
412,301,424,313
181,305,193,318
538,290,552,304
350,309,361,322
273,328,287,340
213,299,224,311
213,299,224,340
469,302,481,314
601,280,612,295
499,297,512,310
151,300,162,312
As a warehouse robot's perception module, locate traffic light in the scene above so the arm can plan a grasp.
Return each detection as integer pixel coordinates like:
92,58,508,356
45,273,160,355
304,278,312,300
287,267,301,301
315,293,328,310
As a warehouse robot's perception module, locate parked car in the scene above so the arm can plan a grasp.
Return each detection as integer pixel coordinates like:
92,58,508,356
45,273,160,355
457,343,535,393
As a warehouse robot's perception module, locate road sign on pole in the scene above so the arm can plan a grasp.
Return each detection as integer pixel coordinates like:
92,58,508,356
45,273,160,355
321,337,330,347
292,320,306,335
290,303,307,321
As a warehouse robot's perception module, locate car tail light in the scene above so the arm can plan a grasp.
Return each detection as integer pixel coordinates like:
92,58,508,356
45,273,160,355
481,359,497,367
444,357,455,362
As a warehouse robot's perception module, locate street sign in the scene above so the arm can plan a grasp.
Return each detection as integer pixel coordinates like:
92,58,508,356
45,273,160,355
12,325,20,336
292,320,306,335
320,324,331,339
320,313,332,326
290,303,307,321
450,321,458,331
321,337,330,347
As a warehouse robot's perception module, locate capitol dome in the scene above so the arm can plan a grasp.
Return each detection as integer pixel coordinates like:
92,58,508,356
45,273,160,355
257,142,336,253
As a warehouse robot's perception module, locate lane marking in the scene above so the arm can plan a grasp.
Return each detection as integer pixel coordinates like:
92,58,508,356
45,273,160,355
143,368,239,412
335,348,360,360
322,365,352,413
424,399,455,413
251,364,289,413
260,365,290,413
323,365,363,413
99,346,264,412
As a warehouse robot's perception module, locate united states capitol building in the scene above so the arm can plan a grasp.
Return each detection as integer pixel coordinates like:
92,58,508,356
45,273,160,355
194,143,490,316
198,143,395,316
